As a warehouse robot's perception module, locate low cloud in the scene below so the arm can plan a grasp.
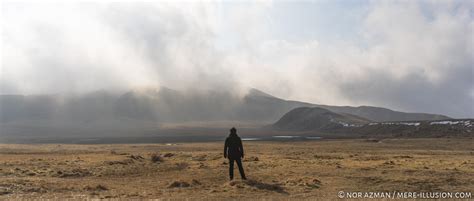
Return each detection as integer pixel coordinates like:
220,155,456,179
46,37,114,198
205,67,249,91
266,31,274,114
1,1,473,117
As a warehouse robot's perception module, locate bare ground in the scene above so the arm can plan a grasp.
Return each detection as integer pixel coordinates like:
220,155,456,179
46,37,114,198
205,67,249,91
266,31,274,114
0,138,473,199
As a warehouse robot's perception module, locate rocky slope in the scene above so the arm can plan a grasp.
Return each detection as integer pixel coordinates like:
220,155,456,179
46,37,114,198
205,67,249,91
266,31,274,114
272,107,369,131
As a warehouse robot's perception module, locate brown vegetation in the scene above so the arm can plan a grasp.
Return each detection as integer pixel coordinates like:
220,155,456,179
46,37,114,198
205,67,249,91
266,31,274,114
0,138,472,199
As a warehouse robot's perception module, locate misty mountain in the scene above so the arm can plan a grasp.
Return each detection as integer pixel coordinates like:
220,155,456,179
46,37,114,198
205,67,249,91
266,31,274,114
238,89,450,122
0,87,449,128
272,107,370,131
315,105,450,122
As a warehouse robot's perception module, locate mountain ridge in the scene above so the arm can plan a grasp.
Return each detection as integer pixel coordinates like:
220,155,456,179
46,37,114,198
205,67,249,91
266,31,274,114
271,106,472,137
0,87,450,127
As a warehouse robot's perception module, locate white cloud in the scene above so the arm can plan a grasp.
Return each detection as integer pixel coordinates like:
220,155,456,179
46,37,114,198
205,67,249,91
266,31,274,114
1,1,473,117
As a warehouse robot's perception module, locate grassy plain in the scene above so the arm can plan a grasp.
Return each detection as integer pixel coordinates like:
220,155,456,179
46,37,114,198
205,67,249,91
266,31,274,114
0,138,472,199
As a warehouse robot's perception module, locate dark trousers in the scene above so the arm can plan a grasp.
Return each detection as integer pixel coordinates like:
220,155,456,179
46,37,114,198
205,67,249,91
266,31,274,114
229,158,246,180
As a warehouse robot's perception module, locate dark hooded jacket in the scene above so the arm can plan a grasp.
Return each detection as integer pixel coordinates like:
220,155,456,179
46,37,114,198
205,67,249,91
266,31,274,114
224,133,244,159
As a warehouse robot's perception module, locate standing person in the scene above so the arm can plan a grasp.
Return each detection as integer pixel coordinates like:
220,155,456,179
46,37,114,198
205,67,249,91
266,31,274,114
224,127,247,180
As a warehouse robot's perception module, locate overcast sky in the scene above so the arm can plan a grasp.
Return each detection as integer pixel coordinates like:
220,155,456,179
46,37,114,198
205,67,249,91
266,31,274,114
1,0,473,118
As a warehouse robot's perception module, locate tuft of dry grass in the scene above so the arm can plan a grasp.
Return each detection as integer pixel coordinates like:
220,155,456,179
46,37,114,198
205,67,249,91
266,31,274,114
174,162,189,170
168,181,190,188
150,154,163,163
84,184,108,191
163,153,174,157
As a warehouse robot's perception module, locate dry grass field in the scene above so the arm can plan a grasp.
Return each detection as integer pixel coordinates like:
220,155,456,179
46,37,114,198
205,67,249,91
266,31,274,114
0,138,473,199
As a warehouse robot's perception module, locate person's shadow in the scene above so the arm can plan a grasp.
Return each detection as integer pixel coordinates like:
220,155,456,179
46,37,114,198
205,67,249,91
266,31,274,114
229,179,288,194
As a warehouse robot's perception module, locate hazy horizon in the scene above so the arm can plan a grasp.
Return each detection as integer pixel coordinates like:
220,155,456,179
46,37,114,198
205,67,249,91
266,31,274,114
1,0,473,118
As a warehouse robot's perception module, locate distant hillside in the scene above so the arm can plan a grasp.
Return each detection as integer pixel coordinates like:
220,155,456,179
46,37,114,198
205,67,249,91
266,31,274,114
351,119,474,137
239,89,450,122
315,105,450,122
272,107,370,131
0,87,450,132
271,107,472,137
